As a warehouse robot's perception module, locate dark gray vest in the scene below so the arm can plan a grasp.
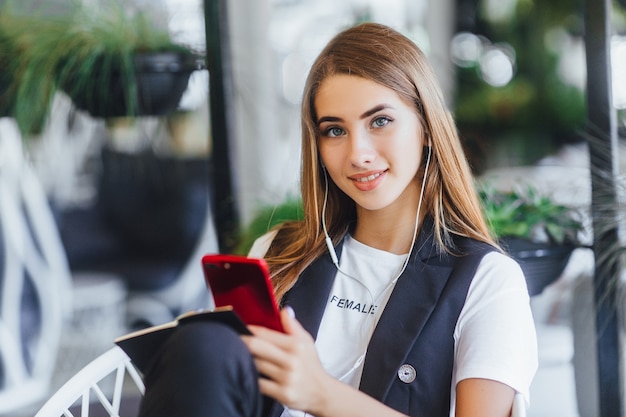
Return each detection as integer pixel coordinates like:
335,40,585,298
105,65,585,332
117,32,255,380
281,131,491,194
267,221,494,417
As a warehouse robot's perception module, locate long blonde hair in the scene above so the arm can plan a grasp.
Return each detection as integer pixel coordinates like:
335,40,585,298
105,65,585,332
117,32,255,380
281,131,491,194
265,22,496,302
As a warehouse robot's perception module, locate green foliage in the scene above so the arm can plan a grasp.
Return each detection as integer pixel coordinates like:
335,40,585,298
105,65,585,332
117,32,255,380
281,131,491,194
234,198,304,255
0,7,63,134
454,0,587,172
235,185,584,255
478,184,583,245
58,2,192,112
454,77,537,131
0,0,195,135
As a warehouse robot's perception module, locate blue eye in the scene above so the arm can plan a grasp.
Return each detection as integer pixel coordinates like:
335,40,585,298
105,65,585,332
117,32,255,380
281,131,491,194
325,126,345,137
372,116,391,128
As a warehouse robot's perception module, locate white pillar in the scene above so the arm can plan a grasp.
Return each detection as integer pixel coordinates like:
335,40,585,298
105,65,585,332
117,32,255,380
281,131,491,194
228,0,301,226
425,0,456,105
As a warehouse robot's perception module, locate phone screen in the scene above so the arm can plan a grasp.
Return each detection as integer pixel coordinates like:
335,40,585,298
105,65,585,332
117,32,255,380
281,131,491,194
201,254,284,332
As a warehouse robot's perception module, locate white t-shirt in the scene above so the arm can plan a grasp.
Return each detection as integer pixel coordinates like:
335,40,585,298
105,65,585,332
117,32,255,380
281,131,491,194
249,232,538,417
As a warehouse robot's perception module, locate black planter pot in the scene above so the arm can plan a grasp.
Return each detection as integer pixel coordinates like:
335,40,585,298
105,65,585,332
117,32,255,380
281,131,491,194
500,237,576,296
63,51,201,118
97,146,211,260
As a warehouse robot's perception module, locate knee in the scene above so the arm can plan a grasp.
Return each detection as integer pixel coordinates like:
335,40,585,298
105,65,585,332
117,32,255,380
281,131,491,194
146,320,255,384
168,320,249,365
138,321,262,417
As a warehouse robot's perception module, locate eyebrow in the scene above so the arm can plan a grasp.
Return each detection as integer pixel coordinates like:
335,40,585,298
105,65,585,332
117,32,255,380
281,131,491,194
316,104,392,125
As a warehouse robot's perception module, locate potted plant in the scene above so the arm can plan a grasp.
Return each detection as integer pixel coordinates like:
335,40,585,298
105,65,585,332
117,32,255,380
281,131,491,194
56,2,202,118
0,8,62,131
234,197,304,255
54,3,202,118
1,1,202,134
236,184,583,295
237,186,584,296
478,184,584,295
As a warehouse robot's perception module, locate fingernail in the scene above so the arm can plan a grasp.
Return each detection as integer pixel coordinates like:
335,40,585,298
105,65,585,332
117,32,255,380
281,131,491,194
284,305,296,318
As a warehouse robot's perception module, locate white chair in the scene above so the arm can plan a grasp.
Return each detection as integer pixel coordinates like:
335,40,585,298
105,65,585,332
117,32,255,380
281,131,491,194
34,346,528,417
34,346,144,417
0,118,73,413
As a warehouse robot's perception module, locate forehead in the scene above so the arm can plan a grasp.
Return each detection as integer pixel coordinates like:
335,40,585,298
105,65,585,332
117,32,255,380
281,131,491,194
314,75,413,118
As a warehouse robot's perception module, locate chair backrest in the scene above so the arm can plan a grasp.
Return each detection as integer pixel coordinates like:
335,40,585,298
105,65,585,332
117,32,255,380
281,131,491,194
34,346,144,417
0,118,73,413
35,346,526,417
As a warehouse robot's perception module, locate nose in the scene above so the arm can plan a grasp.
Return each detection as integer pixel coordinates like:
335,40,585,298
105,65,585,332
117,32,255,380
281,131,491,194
349,131,376,167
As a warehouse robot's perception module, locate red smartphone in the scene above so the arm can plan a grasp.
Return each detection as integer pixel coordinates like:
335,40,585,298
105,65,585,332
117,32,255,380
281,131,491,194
201,254,284,333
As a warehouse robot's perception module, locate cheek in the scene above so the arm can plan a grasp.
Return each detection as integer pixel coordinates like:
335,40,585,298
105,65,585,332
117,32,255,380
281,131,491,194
401,127,425,164
318,143,339,170
318,147,346,189
395,139,422,177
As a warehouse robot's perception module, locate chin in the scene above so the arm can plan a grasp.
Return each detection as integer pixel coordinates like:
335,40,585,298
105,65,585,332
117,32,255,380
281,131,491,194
353,197,398,212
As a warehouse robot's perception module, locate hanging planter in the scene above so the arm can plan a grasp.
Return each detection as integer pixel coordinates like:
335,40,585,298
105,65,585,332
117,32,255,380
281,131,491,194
1,2,203,130
61,50,201,118
479,184,584,296
53,3,204,119
499,236,576,296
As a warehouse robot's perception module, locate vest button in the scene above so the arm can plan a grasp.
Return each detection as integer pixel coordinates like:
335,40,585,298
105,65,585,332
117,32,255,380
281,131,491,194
398,364,416,383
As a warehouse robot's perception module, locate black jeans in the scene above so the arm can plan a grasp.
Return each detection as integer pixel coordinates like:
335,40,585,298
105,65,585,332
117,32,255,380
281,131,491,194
137,321,265,417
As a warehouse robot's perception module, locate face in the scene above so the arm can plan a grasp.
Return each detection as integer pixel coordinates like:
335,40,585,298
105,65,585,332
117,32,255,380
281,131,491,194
315,74,426,213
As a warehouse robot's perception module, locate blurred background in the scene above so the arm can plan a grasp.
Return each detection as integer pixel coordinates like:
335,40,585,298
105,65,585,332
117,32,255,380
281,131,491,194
1,0,626,416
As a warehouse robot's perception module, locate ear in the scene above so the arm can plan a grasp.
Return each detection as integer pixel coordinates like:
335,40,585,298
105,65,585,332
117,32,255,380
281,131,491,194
424,143,432,160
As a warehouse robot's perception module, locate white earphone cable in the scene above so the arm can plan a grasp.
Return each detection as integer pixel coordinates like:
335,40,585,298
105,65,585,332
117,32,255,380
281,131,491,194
321,145,432,287
315,146,433,391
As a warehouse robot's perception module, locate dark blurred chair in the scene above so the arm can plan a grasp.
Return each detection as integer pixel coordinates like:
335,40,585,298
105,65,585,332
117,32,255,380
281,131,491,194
58,145,217,329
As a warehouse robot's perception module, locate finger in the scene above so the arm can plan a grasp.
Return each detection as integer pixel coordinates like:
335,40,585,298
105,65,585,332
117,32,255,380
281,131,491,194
257,375,286,400
241,332,292,368
253,356,287,382
256,366,311,409
247,306,300,338
247,320,301,350
280,306,297,335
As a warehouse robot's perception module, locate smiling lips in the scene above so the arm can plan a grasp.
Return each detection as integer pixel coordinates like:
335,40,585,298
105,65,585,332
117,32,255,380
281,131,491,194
350,170,387,191
355,172,382,182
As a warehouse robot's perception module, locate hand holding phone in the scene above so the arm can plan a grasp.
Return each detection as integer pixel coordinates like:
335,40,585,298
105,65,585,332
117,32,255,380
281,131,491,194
201,254,284,333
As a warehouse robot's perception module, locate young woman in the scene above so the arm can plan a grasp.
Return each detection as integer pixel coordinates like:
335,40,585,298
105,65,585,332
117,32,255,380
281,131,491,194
136,22,537,417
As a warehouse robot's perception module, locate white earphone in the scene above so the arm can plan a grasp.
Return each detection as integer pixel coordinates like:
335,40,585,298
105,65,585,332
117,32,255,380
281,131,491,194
321,145,432,277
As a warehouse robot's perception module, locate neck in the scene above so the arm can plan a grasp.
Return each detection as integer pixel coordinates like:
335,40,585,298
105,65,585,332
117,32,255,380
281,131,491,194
353,206,421,255
352,173,427,254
